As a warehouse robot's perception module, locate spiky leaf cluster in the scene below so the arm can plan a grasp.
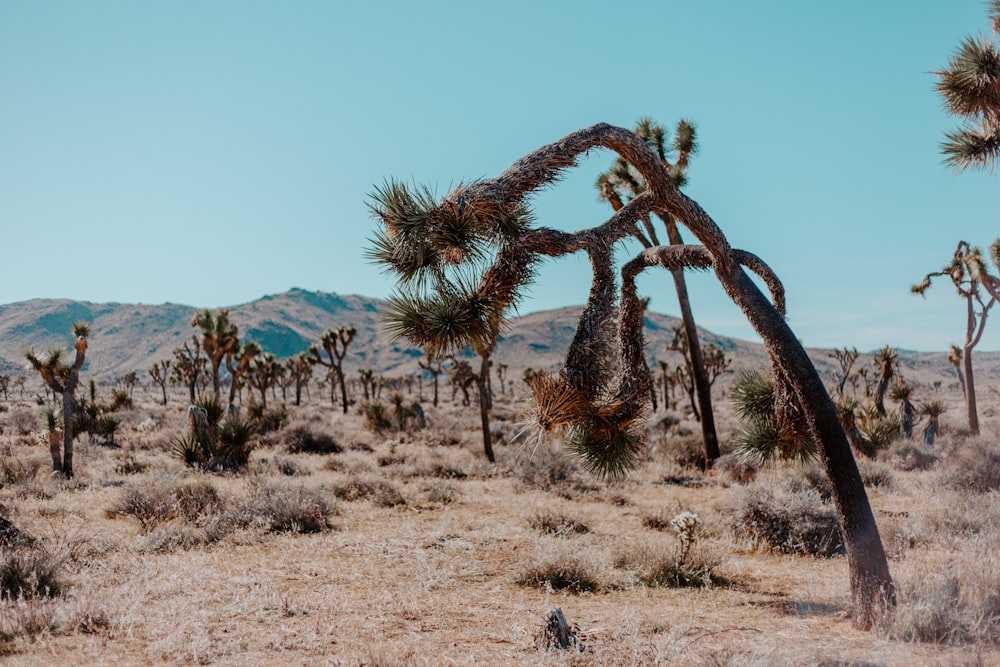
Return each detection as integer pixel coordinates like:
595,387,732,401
936,4,1000,171
368,180,535,358
731,369,816,463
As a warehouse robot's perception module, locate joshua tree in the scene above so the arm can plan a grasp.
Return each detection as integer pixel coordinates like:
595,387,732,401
191,309,240,400
308,326,356,414
23,321,91,477
284,353,313,406
872,346,899,417
936,0,1000,171
171,337,206,402
495,362,508,395
149,359,171,405
358,368,376,400
830,347,860,398
596,117,721,466
0,374,9,403
913,240,1000,435
419,356,445,407
367,123,893,628
920,399,947,445
891,381,916,439
448,359,477,407
243,346,278,409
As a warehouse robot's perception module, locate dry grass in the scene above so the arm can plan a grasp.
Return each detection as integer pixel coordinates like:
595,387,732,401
0,384,996,665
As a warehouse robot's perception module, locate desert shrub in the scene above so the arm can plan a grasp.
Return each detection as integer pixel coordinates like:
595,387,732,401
727,484,844,557
510,448,599,499
857,459,895,491
330,478,405,507
282,424,342,455
892,533,1000,645
108,482,179,533
247,403,288,434
937,439,1000,493
271,457,305,476
0,547,64,599
108,478,225,532
529,512,590,537
417,463,467,480
517,553,602,593
622,512,724,588
421,481,459,505
172,480,225,521
884,440,938,472
114,455,147,476
231,481,336,533
7,408,36,436
712,452,758,485
0,454,41,485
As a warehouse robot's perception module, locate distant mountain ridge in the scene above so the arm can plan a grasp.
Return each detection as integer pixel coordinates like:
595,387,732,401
0,288,992,391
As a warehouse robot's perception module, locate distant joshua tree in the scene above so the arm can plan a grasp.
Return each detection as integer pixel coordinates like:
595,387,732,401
170,337,206,402
308,326,356,414
936,0,1000,171
191,309,240,400
23,321,91,477
872,346,899,417
367,123,892,627
149,359,171,405
419,356,445,407
284,353,313,406
913,240,1000,435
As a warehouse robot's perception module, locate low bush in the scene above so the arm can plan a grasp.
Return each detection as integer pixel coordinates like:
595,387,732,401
529,512,590,537
517,552,603,593
726,483,844,557
282,424,342,455
232,481,336,534
0,546,64,599
937,439,1000,493
330,478,405,507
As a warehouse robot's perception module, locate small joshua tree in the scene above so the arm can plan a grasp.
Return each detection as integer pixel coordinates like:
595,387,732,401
419,356,445,407
308,326,356,414
23,321,91,477
368,123,893,628
149,359,171,406
872,346,898,417
285,353,313,406
170,337,206,402
891,381,917,439
912,240,1000,435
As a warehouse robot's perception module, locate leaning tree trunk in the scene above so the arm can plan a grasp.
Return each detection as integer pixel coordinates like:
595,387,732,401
720,266,895,628
663,217,720,466
963,342,979,435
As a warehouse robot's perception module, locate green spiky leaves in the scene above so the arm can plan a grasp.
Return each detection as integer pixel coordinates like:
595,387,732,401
382,287,504,360
936,10,1000,171
731,369,817,464
368,179,536,358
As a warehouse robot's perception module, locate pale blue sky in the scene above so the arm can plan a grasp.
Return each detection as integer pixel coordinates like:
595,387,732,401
2,1,998,352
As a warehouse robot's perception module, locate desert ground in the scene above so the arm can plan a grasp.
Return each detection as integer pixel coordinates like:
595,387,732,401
1,368,998,666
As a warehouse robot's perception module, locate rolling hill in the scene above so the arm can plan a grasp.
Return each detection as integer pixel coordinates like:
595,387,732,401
0,288,991,393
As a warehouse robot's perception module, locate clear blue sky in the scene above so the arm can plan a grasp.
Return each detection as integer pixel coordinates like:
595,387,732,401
2,1,998,352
